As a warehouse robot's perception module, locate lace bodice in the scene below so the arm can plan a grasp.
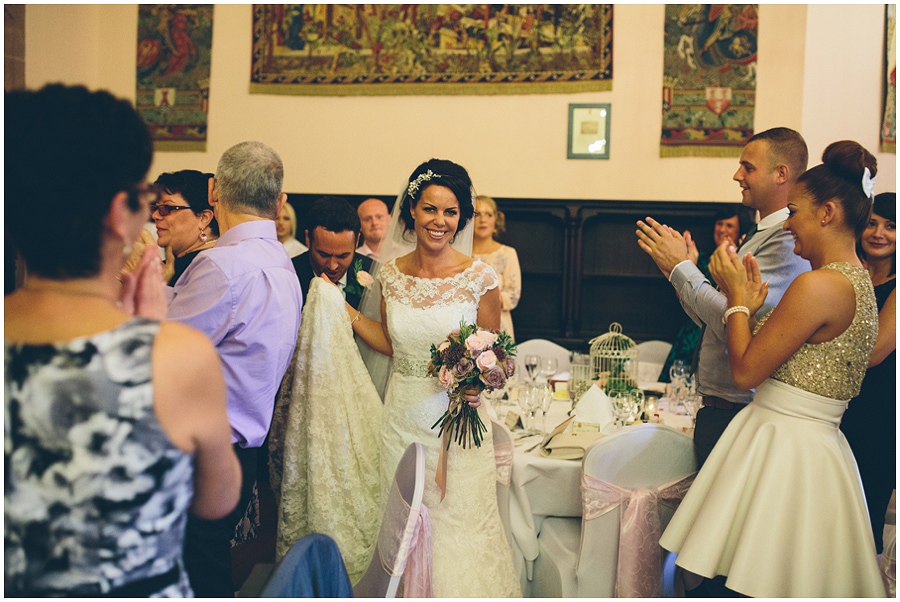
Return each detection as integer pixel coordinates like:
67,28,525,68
755,262,877,400
380,259,498,363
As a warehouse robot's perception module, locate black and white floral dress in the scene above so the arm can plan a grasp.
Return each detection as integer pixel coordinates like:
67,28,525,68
5,317,195,597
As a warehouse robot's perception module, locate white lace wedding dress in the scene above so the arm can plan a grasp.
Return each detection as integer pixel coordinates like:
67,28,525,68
270,277,383,584
379,258,521,598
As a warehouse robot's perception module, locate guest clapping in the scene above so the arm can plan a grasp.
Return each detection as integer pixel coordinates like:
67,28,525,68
5,84,240,597
660,140,885,597
276,200,307,258
473,195,522,341
840,191,896,554
152,170,218,285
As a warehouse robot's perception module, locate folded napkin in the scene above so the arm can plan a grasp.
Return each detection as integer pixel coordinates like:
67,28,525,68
539,416,603,460
574,383,617,435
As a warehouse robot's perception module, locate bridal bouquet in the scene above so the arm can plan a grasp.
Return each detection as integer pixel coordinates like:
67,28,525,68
428,320,517,450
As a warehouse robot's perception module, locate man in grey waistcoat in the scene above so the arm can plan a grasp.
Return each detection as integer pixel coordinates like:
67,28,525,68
637,127,811,467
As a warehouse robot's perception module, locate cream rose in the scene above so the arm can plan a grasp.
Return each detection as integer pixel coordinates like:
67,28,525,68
356,270,374,287
476,349,498,371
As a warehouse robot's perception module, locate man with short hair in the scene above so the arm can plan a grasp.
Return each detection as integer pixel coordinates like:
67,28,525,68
168,141,303,597
293,196,373,310
356,197,390,259
637,127,810,465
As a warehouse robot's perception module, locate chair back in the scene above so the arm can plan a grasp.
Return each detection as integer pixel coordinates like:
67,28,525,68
259,532,353,597
516,338,571,376
635,340,672,384
354,442,428,598
491,418,515,549
576,424,696,597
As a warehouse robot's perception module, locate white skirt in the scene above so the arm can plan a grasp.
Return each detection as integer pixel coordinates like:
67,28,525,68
660,378,884,597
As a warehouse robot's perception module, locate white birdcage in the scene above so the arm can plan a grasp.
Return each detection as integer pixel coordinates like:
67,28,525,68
588,322,640,395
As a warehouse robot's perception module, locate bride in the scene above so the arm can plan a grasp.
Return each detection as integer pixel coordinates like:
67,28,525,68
346,159,521,597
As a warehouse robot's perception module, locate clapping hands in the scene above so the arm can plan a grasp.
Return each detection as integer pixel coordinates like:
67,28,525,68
708,242,768,317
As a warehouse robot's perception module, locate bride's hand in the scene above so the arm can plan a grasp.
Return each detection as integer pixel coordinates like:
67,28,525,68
709,242,749,306
463,387,481,408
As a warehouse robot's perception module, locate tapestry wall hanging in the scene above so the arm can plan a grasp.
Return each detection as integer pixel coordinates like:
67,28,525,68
661,4,757,158
250,4,612,96
136,5,213,152
881,4,895,154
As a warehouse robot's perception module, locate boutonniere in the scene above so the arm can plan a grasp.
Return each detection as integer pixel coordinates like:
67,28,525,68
344,259,372,298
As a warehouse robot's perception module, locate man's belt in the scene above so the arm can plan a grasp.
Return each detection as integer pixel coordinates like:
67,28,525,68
701,396,744,410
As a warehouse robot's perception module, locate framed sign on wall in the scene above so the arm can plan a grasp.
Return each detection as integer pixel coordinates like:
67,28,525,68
567,103,611,160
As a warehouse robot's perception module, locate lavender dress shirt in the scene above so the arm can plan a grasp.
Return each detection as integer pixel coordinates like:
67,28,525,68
167,220,303,448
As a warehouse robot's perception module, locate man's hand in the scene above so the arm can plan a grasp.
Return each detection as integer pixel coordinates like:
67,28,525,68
636,217,691,279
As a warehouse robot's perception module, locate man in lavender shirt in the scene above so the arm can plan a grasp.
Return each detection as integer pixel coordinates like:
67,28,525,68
168,141,302,597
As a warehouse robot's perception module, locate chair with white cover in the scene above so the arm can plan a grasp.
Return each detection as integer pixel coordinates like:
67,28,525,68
531,423,696,598
491,418,515,549
516,338,571,377
354,442,432,598
635,340,673,385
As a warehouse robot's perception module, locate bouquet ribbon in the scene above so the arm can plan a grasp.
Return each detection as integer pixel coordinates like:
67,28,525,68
435,391,465,500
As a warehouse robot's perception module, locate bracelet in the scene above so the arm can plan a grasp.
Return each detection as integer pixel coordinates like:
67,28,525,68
722,305,750,323
351,311,362,325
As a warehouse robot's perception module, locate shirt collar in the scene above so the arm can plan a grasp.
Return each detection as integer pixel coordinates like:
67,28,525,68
756,207,789,231
217,219,278,245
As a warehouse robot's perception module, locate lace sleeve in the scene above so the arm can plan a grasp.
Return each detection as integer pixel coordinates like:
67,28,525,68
471,260,499,297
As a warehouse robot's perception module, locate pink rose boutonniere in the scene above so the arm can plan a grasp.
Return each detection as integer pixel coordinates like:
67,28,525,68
343,259,372,298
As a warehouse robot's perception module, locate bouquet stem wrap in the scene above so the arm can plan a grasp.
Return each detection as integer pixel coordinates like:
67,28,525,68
433,389,487,499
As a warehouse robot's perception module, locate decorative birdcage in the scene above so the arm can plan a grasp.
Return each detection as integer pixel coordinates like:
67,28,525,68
588,322,640,395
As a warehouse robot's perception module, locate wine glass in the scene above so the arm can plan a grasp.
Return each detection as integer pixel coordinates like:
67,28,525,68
540,358,558,383
609,391,636,430
539,383,553,433
517,383,540,435
524,354,541,383
669,359,688,387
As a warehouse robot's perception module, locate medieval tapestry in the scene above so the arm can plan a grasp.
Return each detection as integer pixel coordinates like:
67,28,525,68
136,5,213,151
881,4,895,154
250,4,612,96
661,4,757,158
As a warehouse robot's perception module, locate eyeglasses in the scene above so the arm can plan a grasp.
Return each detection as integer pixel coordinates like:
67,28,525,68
150,203,193,217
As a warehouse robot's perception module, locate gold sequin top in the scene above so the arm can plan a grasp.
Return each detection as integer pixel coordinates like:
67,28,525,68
754,262,878,400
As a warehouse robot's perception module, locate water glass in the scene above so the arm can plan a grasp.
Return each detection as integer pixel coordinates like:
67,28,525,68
539,384,553,433
524,354,541,383
540,358,559,383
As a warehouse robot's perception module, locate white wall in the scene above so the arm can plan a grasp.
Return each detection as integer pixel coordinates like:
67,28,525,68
25,4,896,200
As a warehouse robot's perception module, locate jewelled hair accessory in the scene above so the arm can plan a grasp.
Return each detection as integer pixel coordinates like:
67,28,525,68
862,167,877,200
407,170,441,197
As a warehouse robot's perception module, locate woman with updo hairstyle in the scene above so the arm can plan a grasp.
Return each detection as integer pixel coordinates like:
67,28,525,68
660,140,885,597
473,195,522,341
346,158,521,597
152,169,218,285
840,191,896,555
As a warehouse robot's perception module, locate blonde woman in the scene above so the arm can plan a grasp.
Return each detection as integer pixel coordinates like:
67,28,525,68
472,195,522,341
276,200,307,257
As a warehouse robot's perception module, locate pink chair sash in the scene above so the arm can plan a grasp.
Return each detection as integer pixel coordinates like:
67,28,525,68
403,504,433,598
494,441,514,486
376,480,434,598
581,472,696,597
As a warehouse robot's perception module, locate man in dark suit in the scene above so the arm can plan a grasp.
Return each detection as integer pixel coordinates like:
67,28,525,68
292,196,373,310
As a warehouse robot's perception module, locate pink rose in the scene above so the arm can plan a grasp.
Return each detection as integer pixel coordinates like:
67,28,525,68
438,365,455,388
476,349,498,371
356,270,374,287
465,334,487,351
475,329,498,346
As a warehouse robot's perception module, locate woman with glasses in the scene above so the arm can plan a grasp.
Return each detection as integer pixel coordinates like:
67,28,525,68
151,170,218,285
4,84,240,597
